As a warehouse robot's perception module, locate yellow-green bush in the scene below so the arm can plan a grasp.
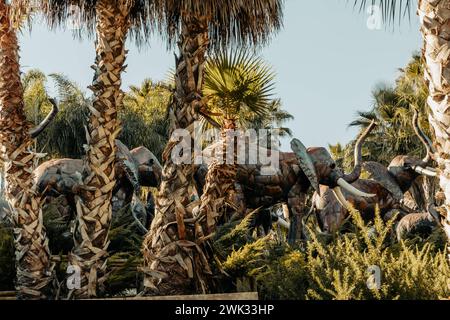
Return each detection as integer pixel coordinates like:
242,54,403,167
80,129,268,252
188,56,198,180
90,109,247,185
220,210,450,300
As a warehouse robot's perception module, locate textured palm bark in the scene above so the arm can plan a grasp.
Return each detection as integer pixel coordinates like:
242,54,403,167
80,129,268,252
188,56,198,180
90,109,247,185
142,15,210,295
0,1,53,299
418,0,450,261
68,0,132,298
198,118,245,234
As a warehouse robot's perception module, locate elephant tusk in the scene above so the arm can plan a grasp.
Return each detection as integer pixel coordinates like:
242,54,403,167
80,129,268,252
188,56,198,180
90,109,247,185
271,213,290,229
332,187,351,209
336,178,376,198
29,98,59,138
413,166,438,177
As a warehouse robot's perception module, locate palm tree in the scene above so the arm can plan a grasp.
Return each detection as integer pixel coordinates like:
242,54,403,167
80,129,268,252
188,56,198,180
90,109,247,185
196,50,277,235
142,1,284,296
0,1,54,299
36,0,157,298
244,99,293,137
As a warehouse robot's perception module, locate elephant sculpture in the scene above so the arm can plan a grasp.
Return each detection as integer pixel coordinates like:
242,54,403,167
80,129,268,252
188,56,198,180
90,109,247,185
312,110,438,233
34,140,162,231
193,126,375,241
395,204,440,241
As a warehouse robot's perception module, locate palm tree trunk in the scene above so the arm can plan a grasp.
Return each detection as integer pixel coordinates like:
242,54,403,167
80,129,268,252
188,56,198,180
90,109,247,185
198,117,245,234
0,1,53,299
142,15,210,295
418,0,450,261
68,0,132,298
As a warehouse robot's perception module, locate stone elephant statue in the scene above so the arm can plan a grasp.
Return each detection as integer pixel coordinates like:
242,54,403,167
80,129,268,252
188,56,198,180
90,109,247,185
34,140,162,231
395,204,440,241
193,126,375,242
312,110,439,233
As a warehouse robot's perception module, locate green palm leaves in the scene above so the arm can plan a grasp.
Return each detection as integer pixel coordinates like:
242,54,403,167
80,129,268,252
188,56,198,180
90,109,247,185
204,50,277,128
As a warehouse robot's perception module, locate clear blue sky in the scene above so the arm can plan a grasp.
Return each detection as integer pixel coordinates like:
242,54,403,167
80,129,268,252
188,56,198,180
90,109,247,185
18,0,421,151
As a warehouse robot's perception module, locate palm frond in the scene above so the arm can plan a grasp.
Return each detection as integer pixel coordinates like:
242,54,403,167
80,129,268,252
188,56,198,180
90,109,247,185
13,1,284,49
204,49,276,124
353,0,413,25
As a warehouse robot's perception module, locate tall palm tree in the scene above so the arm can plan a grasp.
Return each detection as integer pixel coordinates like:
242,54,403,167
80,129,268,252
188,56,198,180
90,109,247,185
356,1,450,256
142,0,284,295
36,0,156,298
0,1,54,299
417,0,450,248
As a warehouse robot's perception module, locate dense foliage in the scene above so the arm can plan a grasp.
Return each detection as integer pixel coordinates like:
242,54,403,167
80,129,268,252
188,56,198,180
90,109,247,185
22,71,171,161
217,210,449,300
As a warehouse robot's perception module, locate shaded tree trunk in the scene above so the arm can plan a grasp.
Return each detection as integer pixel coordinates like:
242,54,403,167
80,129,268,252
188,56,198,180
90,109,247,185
0,1,53,299
68,0,132,298
418,0,450,260
142,15,211,295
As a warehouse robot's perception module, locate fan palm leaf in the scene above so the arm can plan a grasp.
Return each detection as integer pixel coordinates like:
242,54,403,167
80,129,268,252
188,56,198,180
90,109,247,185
204,49,276,127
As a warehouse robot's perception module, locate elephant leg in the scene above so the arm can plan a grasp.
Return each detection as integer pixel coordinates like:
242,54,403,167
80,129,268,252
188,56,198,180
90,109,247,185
145,191,156,228
249,208,272,237
287,184,306,244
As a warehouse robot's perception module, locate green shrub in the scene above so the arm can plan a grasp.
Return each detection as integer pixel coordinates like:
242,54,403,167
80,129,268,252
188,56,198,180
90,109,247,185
218,210,450,300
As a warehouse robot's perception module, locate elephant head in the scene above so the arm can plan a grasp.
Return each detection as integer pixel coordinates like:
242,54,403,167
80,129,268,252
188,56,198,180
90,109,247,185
35,140,161,203
363,109,437,201
291,121,377,207
115,141,162,192
130,146,162,188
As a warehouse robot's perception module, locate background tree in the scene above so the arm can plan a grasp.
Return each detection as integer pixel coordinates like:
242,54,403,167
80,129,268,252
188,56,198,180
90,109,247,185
197,50,278,237
23,71,91,158
21,72,171,161
121,79,171,160
331,55,430,169
330,54,436,211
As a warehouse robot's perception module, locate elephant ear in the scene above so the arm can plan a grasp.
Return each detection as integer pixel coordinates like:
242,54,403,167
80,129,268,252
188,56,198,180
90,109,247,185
291,138,319,193
363,161,403,201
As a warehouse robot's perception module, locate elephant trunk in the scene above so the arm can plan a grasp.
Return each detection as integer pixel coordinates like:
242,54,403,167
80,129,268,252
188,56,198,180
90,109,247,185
343,120,377,183
412,107,435,164
29,98,59,138
336,178,375,198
